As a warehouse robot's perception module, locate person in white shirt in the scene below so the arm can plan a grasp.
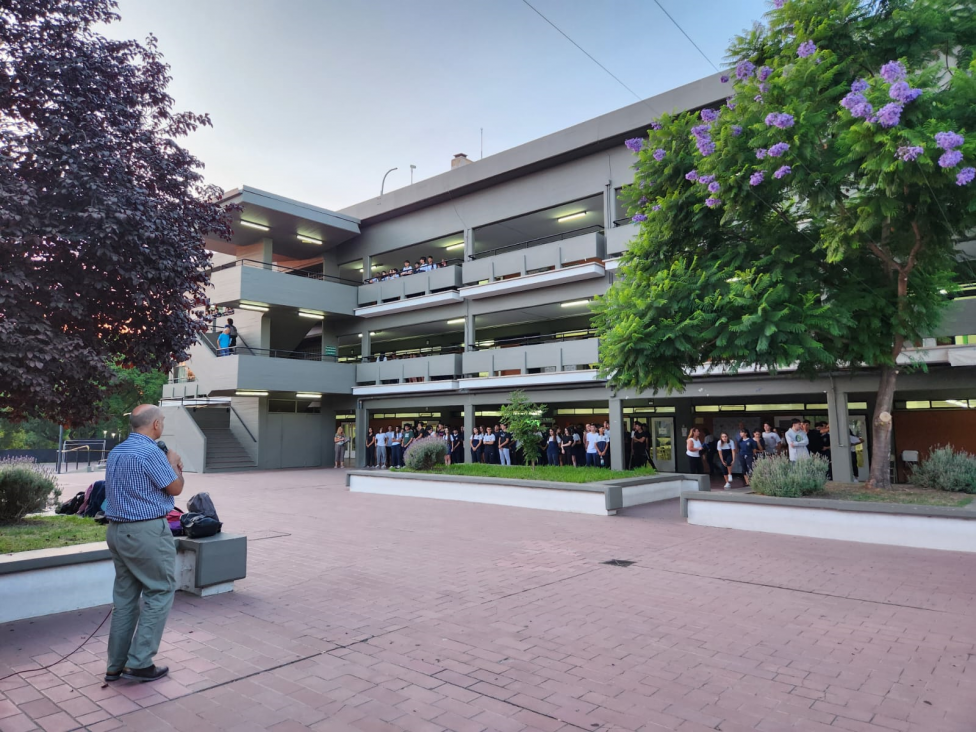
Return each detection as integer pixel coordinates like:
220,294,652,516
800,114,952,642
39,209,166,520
482,427,497,464
761,423,781,455
390,428,403,469
785,418,810,461
375,427,389,469
584,424,601,467
498,424,512,466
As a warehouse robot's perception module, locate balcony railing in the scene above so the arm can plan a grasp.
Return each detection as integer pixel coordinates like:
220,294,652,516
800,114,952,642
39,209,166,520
469,224,604,260
463,228,606,285
462,337,600,376
356,353,462,385
201,333,337,362
358,264,462,306
209,258,361,286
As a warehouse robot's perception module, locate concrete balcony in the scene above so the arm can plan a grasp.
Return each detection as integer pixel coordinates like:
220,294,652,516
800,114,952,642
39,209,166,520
606,221,637,257
461,337,601,386
352,353,462,395
356,265,463,316
209,259,358,315
462,229,606,289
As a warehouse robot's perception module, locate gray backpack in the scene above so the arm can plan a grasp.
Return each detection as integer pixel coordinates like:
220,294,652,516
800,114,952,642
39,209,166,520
187,492,219,522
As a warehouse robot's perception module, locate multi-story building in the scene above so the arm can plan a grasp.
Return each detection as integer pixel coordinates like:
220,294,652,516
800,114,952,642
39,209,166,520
162,74,976,481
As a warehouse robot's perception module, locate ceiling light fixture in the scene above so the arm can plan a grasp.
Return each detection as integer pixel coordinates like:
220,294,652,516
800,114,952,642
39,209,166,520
557,211,587,223
560,300,590,308
239,220,270,231
298,310,324,319
236,390,269,396
946,399,969,408
447,318,466,325
445,242,464,250
296,392,322,399
238,304,269,312
297,234,322,245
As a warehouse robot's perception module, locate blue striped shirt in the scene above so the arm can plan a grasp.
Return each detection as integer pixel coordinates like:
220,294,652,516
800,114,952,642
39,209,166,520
105,433,178,522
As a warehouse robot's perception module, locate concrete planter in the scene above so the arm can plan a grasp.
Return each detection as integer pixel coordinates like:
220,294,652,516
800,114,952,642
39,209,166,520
681,491,976,553
347,470,707,515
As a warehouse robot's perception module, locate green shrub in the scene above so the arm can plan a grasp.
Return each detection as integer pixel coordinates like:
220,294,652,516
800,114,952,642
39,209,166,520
0,457,60,522
910,446,976,493
750,453,828,498
403,435,447,471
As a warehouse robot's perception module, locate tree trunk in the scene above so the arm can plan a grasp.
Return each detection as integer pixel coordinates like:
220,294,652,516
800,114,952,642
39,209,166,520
867,364,898,490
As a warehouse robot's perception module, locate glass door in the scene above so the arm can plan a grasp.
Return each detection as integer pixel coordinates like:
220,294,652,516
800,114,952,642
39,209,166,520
651,418,675,472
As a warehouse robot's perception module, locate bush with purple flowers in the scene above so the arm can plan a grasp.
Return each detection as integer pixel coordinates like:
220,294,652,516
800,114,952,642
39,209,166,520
939,150,963,169
897,146,924,162
935,131,964,151
773,165,792,179
876,103,903,128
879,60,906,83
765,112,794,128
705,197,722,208
797,40,816,57
768,142,790,157
652,148,666,161
957,168,975,186
749,170,765,186
625,138,643,153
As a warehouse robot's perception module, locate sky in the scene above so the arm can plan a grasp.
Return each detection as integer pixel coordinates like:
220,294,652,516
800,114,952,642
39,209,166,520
104,0,770,210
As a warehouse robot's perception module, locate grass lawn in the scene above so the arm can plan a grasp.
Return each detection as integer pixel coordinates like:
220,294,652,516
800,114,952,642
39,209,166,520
0,515,107,554
813,482,974,508
403,464,657,484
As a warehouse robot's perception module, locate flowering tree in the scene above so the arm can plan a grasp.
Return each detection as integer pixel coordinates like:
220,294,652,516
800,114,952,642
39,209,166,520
594,0,976,488
0,0,235,426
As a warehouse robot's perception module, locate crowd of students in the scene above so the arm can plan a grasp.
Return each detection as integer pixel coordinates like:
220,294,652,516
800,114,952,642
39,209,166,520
363,256,450,284
684,419,861,489
362,421,622,469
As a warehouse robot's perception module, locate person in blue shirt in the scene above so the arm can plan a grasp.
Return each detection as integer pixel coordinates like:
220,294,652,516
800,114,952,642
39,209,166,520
737,428,759,487
104,405,184,684
217,326,231,356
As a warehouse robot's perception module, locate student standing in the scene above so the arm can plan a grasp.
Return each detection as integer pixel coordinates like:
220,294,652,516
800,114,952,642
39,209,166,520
596,427,609,467
482,426,497,464
631,423,648,468
685,428,704,474
584,424,601,467
785,419,810,461
560,428,574,466
761,423,781,455
470,427,482,463
334,427,347,469
365,428,376,468
375,427,389,469
390,427,403,469
546,428,560,466
449,428,463,465
498,424,512,466
217,326,231,356
716,432,736,489
737,429,759,487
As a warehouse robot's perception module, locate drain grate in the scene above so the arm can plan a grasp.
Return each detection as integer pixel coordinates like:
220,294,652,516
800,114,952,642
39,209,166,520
601,559,636,567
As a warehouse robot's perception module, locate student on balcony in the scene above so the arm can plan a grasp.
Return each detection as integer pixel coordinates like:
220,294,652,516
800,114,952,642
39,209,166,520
401,260,413,275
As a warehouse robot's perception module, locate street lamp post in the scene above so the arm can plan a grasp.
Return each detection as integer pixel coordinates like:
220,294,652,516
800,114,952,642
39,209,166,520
380,167,398,197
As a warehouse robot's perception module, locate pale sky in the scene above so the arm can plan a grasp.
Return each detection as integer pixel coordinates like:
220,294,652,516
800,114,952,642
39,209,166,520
104,0,769,210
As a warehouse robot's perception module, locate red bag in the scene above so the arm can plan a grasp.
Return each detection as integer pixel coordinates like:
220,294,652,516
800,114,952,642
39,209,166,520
167,507,184,536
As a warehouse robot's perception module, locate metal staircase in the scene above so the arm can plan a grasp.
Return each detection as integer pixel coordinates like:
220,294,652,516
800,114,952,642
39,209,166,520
201,427,257,472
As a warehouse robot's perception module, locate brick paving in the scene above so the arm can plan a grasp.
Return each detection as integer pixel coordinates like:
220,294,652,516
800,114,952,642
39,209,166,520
1,469,975,732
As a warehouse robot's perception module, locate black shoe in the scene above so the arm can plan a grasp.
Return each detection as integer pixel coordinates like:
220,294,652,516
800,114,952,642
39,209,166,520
104,669,123,682
121,665,169,682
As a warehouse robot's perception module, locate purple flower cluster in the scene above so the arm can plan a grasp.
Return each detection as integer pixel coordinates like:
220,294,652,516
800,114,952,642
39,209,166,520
720,74,730,83
726,98,737,111
876,102,903,128
652,204,662,211
897,146,924,162
754,94,764,104
840,91,873,119
625,138,644,153
731,125,743,137
756,148,768,159
889,81,922,104
698,174,716,185
765,112,794,128
774,165,792,179
768,142,790,157
749,170,765,186
735,60,756,80
685,169,699,181
957,168,975,186
851,79,869,93
691,124,715,157
935,131,965,151
650,121,662,130
708,181,721,193
705,197,722,208
701,108,719,123
879,60,906,84
797,40,816,58
637,196,648,205
758,65,773,82
759,82,770,94
632,213,647,223
653,148,667,161
773,0,787,7
939,150,964,169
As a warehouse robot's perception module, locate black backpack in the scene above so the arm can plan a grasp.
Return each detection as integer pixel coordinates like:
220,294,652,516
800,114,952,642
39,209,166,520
180,512,222,539
83,481,107,518
57,491,86,515
187,492,219,521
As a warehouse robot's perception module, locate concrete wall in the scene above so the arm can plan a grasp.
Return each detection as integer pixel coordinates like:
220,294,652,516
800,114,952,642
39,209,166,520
160,404,207,473
462,338,600,375
210,265,357,315
462,232,605,283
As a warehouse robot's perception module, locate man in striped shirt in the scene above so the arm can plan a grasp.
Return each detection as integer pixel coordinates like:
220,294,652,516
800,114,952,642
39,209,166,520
104,404,184,683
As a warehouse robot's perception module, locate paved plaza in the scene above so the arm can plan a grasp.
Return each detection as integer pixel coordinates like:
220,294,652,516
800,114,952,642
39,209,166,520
1,469,974,732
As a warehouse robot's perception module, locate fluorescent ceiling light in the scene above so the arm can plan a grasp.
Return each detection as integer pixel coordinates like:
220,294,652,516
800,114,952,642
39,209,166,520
297,234,322,245
239,220,269,231
298,310,324,319
238,304,269,312
296,392,322,399
560,300,590,308
370,331,377,336
447,318,466,325
557,211,587,223
236,390,268,396
445,242,464,250
947,399,969,408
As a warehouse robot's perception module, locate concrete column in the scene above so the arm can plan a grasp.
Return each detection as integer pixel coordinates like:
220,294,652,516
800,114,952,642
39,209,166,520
464,313,476,352
463,397,475,462
463,228,474,261
362,254,371,281
361,330,371,359
674,400,696,473
321,325,338,359
322,251,339,280
604,183,613,228
257,237,273,265
259,312,271,350
826,381,854,483
355,403,368,468
322,407,337,467
609,397,624,470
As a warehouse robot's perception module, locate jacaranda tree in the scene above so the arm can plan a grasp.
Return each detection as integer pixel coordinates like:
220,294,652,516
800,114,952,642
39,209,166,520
0,0,235,426
594,0,976,488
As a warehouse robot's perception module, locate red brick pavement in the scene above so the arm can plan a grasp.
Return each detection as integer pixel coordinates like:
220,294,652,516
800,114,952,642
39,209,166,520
1,468,974,731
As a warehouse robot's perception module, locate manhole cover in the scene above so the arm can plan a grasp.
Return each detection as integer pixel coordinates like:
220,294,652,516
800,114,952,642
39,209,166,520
601,559,635,567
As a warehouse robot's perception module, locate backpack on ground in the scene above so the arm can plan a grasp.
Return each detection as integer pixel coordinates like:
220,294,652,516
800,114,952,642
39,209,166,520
187,492,219,522
76,482,96,515
82,481,107,518
56,491,86,515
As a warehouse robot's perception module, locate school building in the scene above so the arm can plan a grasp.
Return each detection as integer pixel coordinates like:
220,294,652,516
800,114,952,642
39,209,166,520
161,73,976,482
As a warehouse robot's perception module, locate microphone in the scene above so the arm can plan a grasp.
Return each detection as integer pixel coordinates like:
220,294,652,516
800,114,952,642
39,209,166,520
156,440,169,454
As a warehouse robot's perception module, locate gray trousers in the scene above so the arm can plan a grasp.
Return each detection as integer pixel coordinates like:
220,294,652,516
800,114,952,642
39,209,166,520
106,518,176,671
377,445,387,466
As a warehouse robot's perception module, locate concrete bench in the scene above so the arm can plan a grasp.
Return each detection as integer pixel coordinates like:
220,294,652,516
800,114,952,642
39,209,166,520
175,533,247,596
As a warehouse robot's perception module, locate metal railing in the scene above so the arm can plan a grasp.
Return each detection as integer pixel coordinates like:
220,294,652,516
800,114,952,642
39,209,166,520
362,258,463,283
209,258,361,286
612,216,634,227
200,331,338,362
362,344,465,362
470,224,604,260
229,405,257,442
473,330,598,351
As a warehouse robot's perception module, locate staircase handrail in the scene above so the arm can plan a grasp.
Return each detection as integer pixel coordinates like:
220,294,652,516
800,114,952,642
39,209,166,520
229,406,257,442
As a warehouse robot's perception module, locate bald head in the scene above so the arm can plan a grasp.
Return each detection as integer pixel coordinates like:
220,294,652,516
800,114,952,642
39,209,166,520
130,404,164,436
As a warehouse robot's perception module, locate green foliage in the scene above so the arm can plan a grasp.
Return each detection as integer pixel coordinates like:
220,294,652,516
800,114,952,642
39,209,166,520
407,464,657,484
0,457,60,522
403,435,447,471
595,0,976,395
0,515,107,553
910,445,976,493
499,390,547,468
750,454,829,497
